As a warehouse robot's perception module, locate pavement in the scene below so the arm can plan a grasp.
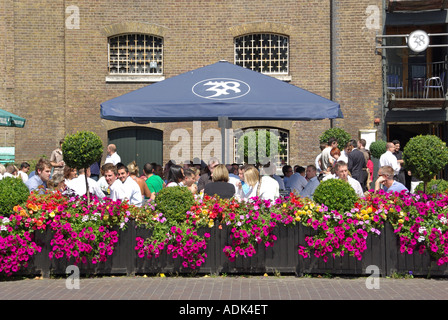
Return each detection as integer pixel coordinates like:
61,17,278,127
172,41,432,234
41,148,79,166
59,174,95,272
1,275,446,318
0,274,447,301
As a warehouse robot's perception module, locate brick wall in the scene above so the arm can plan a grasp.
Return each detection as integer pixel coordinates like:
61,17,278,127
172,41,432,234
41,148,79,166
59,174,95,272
4,0,383,169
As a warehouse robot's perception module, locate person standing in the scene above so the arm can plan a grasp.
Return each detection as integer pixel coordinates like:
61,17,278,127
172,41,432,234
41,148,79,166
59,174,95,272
379,142,401,177
104,144,121,165
197,157,220,192
392,139,406,185
320,137,338,171
143,163,165,195
50,139,65,184
347,140,367,191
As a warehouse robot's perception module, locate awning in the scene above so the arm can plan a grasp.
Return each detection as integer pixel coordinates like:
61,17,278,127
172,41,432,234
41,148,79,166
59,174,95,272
0,109,26,128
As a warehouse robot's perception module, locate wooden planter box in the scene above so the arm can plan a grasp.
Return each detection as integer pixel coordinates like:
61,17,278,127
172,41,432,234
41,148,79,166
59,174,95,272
14,220,448,278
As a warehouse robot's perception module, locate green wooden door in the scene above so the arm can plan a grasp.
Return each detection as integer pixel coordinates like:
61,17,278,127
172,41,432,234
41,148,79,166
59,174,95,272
108,127,163,174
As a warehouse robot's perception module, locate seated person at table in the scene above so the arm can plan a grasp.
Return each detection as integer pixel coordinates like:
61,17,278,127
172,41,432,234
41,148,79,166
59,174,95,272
204,164,235,199
375,165,409,194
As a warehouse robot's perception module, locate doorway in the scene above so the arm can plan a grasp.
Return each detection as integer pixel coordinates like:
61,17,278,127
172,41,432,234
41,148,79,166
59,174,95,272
108,127,163,175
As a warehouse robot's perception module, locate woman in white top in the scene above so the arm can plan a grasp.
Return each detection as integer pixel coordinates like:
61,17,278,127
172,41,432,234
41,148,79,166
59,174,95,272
237,165,279,202
166,165,185,187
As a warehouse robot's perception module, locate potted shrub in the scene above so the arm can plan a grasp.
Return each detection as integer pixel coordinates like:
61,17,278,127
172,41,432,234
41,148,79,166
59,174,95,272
403,135,448,193
319,127,351,149
61,131,103,204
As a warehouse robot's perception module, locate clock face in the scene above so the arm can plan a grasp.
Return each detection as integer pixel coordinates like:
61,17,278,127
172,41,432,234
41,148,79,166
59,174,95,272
408,30,429,53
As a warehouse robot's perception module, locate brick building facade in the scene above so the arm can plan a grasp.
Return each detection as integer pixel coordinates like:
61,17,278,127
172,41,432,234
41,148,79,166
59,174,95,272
0,0,383,169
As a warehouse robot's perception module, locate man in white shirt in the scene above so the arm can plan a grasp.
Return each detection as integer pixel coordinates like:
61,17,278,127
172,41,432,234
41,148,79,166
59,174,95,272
66,167,105,199
104,144,121,165
334,161,364,197
286,166,308,195
103,163,126,202
300,165,320,199
17,162,30,183
379,142,400,176
117,163,142,207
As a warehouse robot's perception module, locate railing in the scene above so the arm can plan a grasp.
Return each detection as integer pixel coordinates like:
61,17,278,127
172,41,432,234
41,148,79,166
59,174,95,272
386,61,447,99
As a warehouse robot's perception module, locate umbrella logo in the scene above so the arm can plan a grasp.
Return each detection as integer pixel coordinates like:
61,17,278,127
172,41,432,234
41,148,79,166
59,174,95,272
192,78,250,100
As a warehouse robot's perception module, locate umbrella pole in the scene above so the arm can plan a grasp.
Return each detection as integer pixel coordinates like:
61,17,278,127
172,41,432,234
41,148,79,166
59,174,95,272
218,116,232,164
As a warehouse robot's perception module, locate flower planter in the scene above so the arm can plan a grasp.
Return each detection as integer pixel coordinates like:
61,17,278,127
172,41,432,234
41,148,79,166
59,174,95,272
384,222,448,277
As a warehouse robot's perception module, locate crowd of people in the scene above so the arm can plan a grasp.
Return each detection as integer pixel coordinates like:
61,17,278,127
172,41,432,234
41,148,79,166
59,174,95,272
0,137,416,207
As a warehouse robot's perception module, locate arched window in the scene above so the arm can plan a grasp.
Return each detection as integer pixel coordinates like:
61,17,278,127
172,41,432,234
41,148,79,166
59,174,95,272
234,33,289,75
233,127,289,171
108,34,163,75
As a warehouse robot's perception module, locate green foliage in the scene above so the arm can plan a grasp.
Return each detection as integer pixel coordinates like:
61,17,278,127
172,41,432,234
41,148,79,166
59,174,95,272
0,177,29,217
312,178,359,213
319,127,351,150
236,129,284,165
62,131,103,170
415,179,448,195
154,186,195,223
369,140,387,159
403,135,448,185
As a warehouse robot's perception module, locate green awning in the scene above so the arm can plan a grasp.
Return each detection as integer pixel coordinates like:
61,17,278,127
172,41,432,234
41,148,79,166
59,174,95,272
0,109,26,128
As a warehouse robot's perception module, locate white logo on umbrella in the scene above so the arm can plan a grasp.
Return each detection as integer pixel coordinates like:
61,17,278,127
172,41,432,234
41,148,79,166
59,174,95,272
192,78,250,100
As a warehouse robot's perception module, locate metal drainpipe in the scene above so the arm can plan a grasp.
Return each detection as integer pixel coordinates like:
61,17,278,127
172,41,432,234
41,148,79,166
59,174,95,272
330,0,335,128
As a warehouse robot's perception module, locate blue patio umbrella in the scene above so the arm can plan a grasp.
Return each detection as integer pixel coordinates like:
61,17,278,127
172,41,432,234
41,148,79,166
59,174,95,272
100,60,343,123
100,60,343,162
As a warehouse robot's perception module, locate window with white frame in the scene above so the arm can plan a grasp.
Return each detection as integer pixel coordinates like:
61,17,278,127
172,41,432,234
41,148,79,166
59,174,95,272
233,127,289,172
108,34,163,75
234,33,289,75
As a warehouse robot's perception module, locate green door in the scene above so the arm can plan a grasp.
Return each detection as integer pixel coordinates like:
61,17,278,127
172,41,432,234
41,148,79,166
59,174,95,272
108,127,163,174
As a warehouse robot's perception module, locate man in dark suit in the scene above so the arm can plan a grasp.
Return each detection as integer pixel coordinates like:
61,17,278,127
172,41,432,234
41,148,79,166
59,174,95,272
347,139,367,191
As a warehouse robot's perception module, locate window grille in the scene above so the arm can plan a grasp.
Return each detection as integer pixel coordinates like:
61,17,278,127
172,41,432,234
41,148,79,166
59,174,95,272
108,34,163,74
234,33,289,75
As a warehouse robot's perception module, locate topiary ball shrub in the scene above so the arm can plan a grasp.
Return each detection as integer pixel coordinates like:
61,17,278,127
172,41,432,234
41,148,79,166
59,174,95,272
154,186,195,223
312,178,359,213
0,177,29,217
414,179,448,195
319,128,351,150
369,140,387,159
403,135,448,193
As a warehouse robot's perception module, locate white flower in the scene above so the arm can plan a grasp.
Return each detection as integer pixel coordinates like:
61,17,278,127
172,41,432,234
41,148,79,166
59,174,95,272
82,215,89,222
418,236,425,242
418,226,426,234
440,217,448,224
2,217,10,224
0,225,6,231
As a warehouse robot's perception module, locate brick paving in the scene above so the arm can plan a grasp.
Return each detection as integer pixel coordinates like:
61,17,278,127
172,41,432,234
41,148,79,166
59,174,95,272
0,275,447,301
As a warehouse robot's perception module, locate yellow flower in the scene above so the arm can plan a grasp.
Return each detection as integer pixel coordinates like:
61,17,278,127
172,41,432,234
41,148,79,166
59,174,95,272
367,206,373,213
295,216,301,222
283,203,287,208
363,214,370,220
208,219,214,228
159,273,166,278
49,212,55,218
398,219,404,224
